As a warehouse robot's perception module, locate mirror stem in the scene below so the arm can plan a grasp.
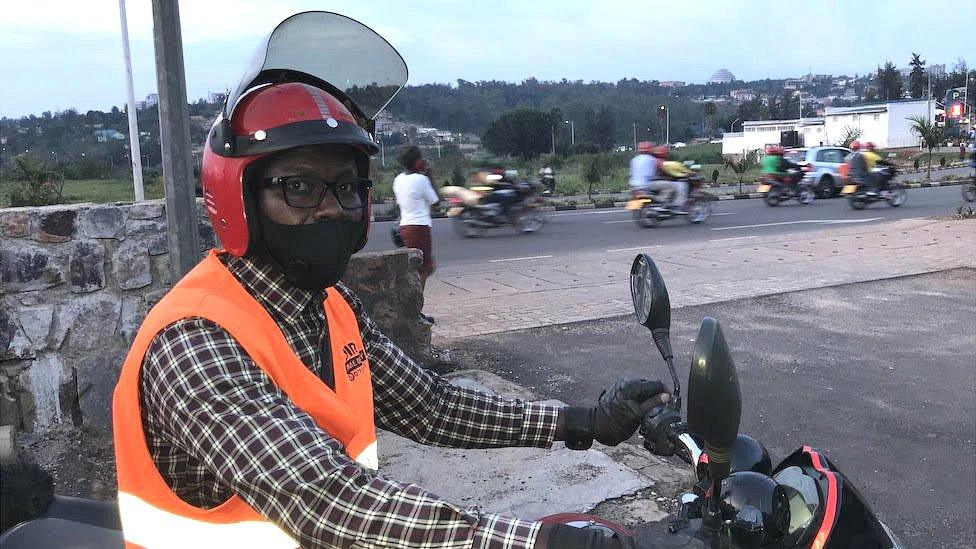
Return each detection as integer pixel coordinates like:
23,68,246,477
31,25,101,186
663,356,681,410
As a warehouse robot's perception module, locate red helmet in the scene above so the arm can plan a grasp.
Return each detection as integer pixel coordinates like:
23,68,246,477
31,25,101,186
637,141,654,153
202,82,379,256
850,140,862,151
765,145,784,155
865,141,876,151
651,145,670,159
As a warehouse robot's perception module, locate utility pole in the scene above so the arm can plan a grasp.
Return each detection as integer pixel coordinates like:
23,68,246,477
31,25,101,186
565,120,575,145
551,126,556,155
118,0,145,201
152,0,200,278
632,121,637,150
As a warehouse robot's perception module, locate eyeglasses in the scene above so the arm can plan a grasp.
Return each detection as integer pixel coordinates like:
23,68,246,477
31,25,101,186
262,176,372,210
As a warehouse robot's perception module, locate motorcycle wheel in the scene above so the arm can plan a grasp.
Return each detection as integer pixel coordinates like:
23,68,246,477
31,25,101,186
514,208,544,233
687,199,712,223
848,194,867,210
763,191,780,207
798,188,815,204
887,185,907,207
962,183,976,203
635,205,659,228
453,211,484,238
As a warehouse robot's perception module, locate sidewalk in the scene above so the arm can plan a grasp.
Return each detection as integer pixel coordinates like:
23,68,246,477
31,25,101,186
425,218,976,343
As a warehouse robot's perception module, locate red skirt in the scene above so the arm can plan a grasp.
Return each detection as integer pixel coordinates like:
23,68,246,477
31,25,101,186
398,225,435,280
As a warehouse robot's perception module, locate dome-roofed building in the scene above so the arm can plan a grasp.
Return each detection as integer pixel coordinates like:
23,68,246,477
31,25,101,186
708,68,735,84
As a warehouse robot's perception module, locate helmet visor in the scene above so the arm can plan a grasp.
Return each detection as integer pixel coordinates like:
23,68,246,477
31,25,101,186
227,11,408,121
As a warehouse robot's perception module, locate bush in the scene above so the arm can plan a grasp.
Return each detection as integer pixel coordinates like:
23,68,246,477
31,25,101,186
939,156,946,167
7,155,64,206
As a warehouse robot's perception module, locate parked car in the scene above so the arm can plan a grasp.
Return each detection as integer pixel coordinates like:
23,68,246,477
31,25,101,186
784,146,852,198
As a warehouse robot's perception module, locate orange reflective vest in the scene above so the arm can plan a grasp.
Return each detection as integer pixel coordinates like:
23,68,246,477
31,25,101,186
113,250,376,548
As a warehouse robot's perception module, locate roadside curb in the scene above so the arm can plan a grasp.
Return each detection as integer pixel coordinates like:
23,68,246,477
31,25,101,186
370,179,969,221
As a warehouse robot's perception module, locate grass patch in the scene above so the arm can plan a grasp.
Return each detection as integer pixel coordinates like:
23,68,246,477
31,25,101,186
0,178,165,207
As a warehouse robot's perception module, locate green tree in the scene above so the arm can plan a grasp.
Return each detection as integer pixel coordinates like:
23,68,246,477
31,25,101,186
876,62,903,101
837,126,863,148
581,154,603,201
908,53,926,99
481,108,554,159
703,101,717,134
451,164,465,185
907,115,945,181
7,154,64,206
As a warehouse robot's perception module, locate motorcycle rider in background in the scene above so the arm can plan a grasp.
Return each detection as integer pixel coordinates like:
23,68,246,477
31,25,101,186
630,142,686,211
862,142,891,195
760,145,799,188
539,163,556,195
844,140,870,192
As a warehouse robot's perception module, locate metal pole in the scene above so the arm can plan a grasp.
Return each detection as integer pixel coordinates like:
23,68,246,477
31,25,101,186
118,0,145,201
152,0,201,278
551,126,555,155
666,108,670,145
633,121,637,150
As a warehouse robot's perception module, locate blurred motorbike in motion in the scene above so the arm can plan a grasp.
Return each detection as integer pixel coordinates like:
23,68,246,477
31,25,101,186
441,170,550,237
628,161,713,227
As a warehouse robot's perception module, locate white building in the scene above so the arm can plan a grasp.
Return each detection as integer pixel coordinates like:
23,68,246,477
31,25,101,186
722,99,934,156
822,99,934,149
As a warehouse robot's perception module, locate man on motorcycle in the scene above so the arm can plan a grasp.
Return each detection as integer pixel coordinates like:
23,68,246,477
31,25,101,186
112,13,672,549
862,142,891,194
844,140,870,192
760,145,799,188
630,143,686,211
539,163,556,194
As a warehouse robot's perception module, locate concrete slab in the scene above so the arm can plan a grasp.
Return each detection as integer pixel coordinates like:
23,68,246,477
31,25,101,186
375,370,671,520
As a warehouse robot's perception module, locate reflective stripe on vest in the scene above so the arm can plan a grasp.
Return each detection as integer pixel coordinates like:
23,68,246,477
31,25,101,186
113,251,376,547
117,492,298,549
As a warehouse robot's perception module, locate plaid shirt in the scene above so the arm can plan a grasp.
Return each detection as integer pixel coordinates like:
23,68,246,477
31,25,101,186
140,253,560,548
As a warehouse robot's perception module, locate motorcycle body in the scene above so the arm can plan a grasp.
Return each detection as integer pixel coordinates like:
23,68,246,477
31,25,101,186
758,168,814,207
627,175,712,228
443,180,549,238
540,253,904,548
540,174,556,195
841,165,905,210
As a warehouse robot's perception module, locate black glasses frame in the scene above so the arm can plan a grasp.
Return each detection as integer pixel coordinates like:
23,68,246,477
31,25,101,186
261,176,373,210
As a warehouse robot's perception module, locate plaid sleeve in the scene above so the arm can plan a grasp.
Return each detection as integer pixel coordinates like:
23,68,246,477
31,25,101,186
334,284,560,449
142,318,545,549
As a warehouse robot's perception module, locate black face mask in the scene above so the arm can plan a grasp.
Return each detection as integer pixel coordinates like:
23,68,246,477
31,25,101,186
256,214,363,291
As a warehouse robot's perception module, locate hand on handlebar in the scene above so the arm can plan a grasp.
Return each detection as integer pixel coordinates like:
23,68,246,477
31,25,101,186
595,379,671,446
640,406,683,457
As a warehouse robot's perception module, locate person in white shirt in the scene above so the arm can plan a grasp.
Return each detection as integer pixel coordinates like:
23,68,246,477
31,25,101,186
393,146,439,310
629,142,684,209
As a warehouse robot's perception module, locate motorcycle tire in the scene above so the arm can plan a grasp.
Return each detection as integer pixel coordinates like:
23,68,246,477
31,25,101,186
798,189,815,204
763,191,780,207
453,211,484,238
848,194,867,210
635,205,659,228
687,200,712,223
887,185,907,207
962,183,976,203
514,208,544,233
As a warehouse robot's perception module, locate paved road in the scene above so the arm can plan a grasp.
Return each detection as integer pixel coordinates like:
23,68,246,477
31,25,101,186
448,269,976,548
363,185,973,268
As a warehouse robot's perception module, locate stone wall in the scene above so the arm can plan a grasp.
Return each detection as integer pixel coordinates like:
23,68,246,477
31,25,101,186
0,199,429,435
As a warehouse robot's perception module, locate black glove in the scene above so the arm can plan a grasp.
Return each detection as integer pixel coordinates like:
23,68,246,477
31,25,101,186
563,379,670,450
640,405,683,457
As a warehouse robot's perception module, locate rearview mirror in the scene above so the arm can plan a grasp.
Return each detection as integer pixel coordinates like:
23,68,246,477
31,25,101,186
630,254,680,407
687,317,741,487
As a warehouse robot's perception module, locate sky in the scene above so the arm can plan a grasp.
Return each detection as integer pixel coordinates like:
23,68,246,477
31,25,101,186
1,0,974,118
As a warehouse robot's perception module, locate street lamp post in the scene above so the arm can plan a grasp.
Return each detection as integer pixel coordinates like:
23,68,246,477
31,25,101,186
730,118,741,132
551,125,556,155
658,105,670,145
564,120,575,145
